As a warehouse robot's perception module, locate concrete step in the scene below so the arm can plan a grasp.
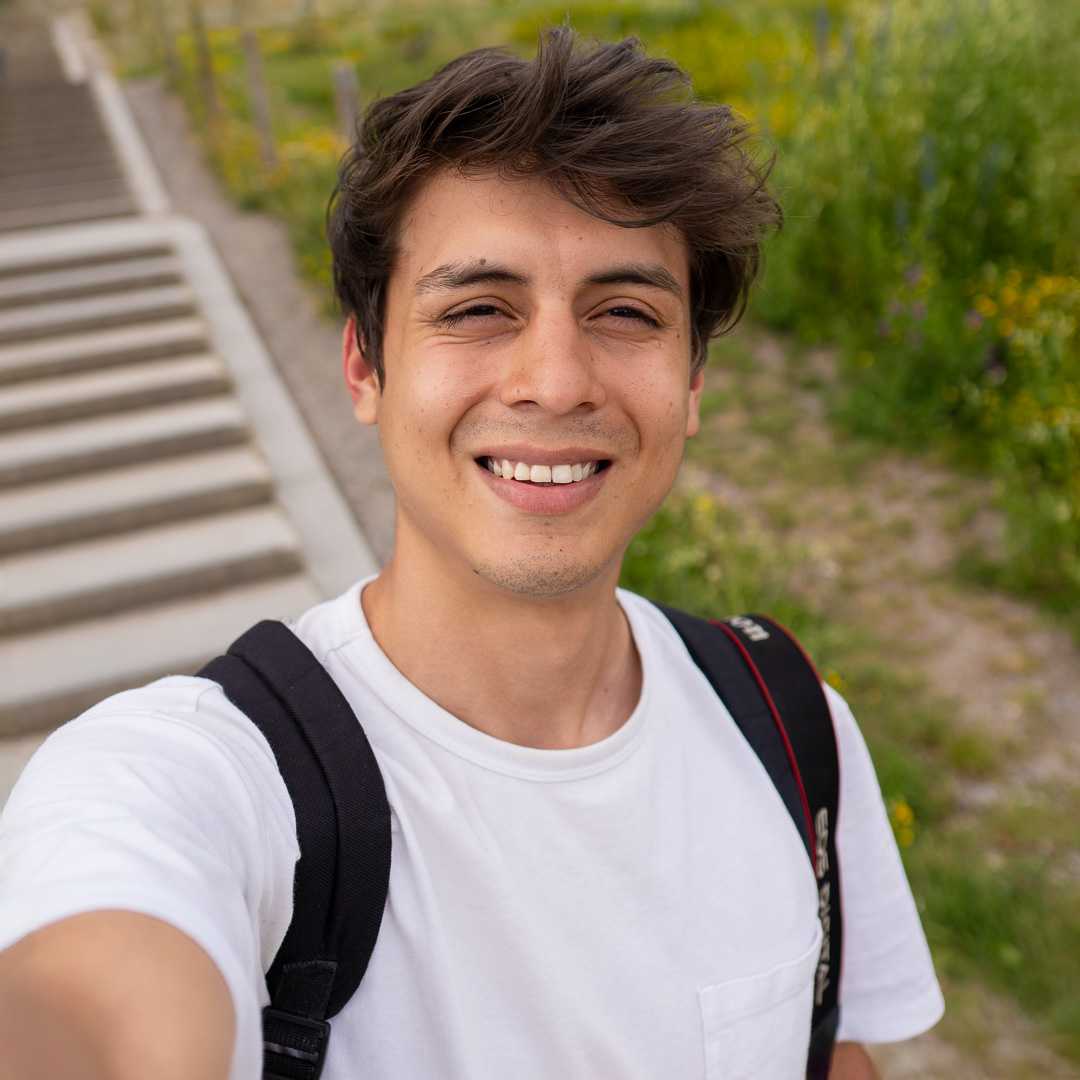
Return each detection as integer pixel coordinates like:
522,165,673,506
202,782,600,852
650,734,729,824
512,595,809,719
0,116,109,138
0,574,324,737
0,255,182,310
0,113,106,135
0,138,114,167
0,243,172,281
0,179,132,212
0,284,196,345
0,396,248,488
0,196,137,234
0,445,274,556
0,353,230,431
0,317,208,385
0,504,303,635
0,123,111,152
0,161,127,196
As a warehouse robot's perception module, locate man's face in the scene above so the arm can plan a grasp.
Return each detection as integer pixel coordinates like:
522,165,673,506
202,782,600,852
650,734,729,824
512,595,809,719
346,170,703,599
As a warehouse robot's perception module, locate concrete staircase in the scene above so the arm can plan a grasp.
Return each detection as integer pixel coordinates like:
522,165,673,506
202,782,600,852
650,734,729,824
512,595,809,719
0,235,325,738
0,11,136,233
0,15,374,804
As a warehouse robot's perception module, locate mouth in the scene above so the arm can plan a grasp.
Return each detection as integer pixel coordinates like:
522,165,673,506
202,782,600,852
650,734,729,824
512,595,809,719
474,456,612,485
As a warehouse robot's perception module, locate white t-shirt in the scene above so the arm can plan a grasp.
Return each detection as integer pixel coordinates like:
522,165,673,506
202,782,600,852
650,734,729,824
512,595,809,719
0,582,943,1080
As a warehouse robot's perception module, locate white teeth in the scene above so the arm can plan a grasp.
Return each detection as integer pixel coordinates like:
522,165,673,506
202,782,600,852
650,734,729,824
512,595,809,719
485,457,603,484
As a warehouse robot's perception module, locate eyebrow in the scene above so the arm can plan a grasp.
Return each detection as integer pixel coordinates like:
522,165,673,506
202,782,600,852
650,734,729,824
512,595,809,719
412,259,684,299
585,263,684,299
413,261,528,295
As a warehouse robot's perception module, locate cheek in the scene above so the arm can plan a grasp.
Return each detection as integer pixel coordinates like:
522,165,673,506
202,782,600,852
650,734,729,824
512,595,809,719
632,365,691,441
380,358,487,469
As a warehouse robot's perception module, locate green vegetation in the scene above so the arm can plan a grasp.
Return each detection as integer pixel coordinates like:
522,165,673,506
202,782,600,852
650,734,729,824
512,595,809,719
757,0,1080,627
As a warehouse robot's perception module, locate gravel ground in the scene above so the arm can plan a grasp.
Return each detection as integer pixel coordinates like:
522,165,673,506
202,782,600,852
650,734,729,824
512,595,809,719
124,76,396,566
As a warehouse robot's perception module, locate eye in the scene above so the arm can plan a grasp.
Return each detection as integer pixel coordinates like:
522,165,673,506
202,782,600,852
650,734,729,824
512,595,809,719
439,304,505,328
603,306,661,328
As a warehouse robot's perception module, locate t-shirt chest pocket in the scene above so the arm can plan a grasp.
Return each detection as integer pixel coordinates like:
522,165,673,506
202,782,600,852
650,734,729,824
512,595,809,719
698,925,822,1080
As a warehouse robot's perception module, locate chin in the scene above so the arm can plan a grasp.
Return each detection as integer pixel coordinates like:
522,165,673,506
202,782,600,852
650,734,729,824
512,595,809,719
472,553,611,599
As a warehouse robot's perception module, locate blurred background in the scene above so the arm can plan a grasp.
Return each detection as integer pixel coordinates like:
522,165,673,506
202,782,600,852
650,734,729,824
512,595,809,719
3,0,1079,1075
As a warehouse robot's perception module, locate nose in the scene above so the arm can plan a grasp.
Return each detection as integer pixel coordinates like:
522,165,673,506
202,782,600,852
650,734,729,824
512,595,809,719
498,310,606,415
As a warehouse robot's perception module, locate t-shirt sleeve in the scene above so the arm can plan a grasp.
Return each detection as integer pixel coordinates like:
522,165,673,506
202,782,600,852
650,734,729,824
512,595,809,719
0,676,299,1080
825,684,945,1044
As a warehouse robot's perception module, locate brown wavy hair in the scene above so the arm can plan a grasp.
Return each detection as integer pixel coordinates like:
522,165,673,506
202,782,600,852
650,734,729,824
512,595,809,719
327,26,781,384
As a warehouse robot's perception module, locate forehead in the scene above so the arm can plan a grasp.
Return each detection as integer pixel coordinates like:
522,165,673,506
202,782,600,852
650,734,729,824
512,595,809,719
393,170,690,293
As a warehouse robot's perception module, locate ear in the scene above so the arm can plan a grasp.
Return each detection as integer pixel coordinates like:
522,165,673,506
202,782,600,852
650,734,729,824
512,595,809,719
342,315,380,425
685,367,704,438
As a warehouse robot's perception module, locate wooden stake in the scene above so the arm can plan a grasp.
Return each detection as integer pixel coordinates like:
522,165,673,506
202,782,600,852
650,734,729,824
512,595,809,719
242,30,278,169
333,61,360,143
189,0,220,122
150,0,181,88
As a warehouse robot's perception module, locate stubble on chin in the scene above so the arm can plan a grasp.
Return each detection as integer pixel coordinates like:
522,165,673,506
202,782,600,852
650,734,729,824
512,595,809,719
471,551,611,599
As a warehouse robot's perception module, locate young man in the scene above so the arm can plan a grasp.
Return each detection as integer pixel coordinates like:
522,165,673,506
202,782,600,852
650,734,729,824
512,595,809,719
0,29,942,1080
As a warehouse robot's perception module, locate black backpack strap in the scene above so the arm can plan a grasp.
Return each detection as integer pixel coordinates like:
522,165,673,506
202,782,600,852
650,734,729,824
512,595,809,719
199,621,392,1080
658,605,842,1080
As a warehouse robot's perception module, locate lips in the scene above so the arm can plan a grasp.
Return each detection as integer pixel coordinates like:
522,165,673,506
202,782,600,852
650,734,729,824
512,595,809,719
475,454,610,514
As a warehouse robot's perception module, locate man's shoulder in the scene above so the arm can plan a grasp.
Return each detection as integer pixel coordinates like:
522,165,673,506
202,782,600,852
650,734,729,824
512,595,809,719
40,669,283,782
79,673,224,721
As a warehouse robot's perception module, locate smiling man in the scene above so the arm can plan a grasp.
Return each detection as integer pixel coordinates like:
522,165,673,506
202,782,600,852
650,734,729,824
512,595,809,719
0,28,942,1080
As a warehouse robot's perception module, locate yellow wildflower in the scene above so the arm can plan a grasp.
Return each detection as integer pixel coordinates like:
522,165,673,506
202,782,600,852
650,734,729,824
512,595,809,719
889,798,917,848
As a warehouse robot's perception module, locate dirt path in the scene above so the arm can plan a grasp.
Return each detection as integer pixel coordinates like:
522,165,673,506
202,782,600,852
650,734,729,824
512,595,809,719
685,327,1080,1078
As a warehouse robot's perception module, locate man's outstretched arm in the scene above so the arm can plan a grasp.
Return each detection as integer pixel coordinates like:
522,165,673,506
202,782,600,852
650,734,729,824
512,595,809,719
830,1041,881,1079
0,910,234,1080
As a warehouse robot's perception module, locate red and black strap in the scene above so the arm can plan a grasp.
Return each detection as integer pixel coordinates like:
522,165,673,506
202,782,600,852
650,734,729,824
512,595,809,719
659,606,842,1080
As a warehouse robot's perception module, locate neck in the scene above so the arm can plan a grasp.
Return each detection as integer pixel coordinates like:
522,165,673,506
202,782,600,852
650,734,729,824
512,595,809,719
361,545,641,750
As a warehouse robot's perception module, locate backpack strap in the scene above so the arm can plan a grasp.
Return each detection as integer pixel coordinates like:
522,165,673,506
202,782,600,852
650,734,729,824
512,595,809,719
658,606,842,1080
199,621,392,1080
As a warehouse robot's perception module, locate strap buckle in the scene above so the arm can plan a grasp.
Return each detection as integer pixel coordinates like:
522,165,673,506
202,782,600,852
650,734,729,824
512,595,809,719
262,1006,331,1080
